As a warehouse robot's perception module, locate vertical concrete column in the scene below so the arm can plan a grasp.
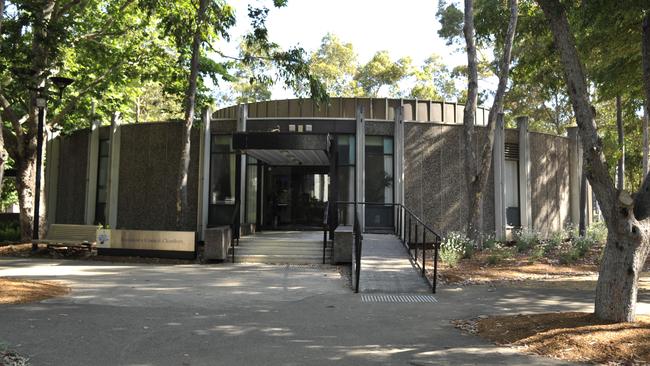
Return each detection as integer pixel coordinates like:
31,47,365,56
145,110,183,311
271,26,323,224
84,118,101,225
355,104,365,231
394,107,404,234
493,113,506,240
567,126,582,227
517,116,533,230
237,104,247,226
45,129,60,226
107,112,122,229
196,108,211,241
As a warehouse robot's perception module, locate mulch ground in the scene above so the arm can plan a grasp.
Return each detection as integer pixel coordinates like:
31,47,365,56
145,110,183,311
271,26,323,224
0,277,70,304
454,312,650,364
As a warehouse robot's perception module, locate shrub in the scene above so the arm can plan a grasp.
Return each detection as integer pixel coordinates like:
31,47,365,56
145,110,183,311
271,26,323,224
586,221,607,244
482,234,498,250
485,244,515,266
440,231,469,267
0,221,20,242
513,228,540,253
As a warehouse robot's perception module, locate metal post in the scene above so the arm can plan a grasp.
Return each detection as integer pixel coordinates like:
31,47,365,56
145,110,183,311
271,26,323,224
422,230,426,275
408,216,412,249
32,104,45,251
433,240,439,293
414,224,419,261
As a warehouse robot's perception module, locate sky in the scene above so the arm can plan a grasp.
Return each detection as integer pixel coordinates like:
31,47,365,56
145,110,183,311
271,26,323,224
217,0,470,101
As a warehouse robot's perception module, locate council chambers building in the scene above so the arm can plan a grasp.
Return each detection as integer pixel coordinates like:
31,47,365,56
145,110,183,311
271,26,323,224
45,98,593,260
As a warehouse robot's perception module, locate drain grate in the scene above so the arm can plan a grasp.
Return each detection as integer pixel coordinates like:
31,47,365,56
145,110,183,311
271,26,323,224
361,294,438,303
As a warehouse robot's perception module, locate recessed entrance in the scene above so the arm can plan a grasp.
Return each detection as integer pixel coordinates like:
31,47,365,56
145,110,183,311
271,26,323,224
263,165,329,229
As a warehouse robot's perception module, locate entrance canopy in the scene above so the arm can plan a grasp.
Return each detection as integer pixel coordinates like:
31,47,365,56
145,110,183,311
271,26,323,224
232,132,331,166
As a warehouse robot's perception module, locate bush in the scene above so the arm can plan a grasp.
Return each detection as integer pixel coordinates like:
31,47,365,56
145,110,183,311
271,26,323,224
514,229,541,253
440,231,470,267
586,221,607,244
0,221,20,242
485,244,515,266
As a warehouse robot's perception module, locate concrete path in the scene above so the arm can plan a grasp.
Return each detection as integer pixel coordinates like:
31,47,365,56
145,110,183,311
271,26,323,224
0,257,625,366
359,233,430,293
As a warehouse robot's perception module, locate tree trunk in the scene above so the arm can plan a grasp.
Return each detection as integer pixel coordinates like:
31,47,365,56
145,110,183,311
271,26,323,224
537,0,650,322
616,95,624,189
16,156,36,241
463,0,518,242
641,16,650,175
176,0,208,229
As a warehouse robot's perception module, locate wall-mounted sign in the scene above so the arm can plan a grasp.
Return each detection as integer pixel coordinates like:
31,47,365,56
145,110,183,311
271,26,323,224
96,229,195,252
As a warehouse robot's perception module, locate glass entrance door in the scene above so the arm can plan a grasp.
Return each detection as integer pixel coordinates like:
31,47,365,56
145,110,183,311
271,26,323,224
263,166,329,229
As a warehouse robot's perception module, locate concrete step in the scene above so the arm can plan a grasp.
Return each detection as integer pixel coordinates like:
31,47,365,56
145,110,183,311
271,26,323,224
234,247,331,256
237,240,325,248
234,254,329,264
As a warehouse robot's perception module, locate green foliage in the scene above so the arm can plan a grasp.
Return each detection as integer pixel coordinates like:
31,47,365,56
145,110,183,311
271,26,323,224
436,1,464,46
0,179,18,212
308,34,359,97
0,221,20,242
409,54,460,101
354,51,412,97
513,228,541,253
440,231,470,267
485,244,515,266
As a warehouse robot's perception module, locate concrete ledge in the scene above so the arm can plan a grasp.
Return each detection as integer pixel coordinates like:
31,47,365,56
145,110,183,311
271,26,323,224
332,225,353,264
205,226,232,261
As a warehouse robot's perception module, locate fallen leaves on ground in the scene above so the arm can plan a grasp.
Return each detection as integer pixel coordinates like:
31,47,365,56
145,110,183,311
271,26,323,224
0,277,69,304
455,312,650,364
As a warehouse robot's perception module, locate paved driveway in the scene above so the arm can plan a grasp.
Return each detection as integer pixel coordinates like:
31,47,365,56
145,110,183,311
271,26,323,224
0,258,618,365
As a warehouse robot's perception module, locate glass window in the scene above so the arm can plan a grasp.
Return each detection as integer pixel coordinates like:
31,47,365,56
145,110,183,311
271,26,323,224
245,157,258,224
337,135,355,165
365,136,394,228
94,138,110,225
209,135,236,204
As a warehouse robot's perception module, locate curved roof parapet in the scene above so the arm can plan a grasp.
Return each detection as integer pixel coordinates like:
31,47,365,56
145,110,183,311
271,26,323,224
213,97,489,126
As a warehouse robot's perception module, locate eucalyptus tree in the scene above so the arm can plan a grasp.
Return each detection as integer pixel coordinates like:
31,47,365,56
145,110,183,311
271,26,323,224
536,0,650,322
437,0,519,241
308,34,359,97
354,51,412,97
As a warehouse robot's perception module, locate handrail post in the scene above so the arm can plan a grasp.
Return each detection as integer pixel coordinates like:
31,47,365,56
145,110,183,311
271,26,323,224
433,239,440,293
422,230,426,276
408,216,412,249
414,224,419,261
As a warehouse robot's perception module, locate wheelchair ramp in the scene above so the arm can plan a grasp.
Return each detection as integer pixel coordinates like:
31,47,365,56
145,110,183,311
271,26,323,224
358,233,431,293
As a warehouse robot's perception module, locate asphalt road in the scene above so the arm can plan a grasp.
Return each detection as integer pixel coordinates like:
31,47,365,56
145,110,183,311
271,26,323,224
0,258,620,365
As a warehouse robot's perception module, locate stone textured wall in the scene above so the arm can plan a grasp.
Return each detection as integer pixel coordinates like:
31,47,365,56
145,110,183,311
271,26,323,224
404,123,495,236
529,132,571,234
55,130,90,224
117,123,200,231
404,124,571,237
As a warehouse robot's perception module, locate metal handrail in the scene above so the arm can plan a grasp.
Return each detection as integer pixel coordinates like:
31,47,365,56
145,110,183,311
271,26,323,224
322,201,329,264
337,201,441,293
230,204,241,264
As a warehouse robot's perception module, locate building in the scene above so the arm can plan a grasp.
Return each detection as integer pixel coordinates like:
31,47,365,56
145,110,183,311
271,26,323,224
45,98,592,258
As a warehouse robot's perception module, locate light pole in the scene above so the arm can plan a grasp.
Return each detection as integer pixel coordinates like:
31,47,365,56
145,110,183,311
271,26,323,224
31,76,74,251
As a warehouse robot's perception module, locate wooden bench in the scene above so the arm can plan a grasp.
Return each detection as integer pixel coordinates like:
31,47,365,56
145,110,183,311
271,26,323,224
32,224,99,252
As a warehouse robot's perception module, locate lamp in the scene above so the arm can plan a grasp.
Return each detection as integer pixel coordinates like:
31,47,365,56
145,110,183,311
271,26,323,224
31,75,75,251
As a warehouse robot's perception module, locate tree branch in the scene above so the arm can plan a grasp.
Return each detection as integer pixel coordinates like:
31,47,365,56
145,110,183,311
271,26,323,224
0,94,24,139
49,61,123,127
537,0,617,223
76,0,137,41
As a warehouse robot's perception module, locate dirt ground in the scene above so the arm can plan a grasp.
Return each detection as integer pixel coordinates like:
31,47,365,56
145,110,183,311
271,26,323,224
454,312,650,364
0,277,70,304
